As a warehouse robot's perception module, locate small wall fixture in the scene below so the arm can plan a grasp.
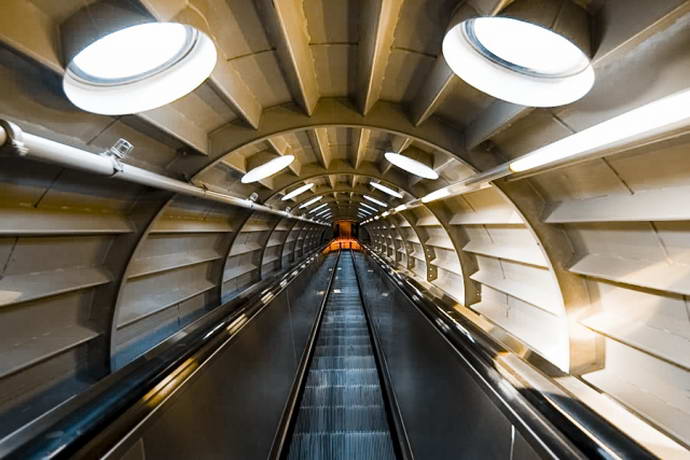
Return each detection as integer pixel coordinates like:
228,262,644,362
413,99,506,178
442,0,594,107
61,1,217,115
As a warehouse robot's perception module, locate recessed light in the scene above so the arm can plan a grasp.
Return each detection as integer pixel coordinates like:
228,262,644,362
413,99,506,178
360,202,378,212
384,152,439,180
299,195,323,208
282,183,314,200
242,155,294,183
363,195,388,207
442,17,594,107
370,182,403,198
394,204,407,212
63,23,217,115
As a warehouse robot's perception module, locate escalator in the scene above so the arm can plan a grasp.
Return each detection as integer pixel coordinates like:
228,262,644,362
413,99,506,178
285,251,397,459
0,247,656,460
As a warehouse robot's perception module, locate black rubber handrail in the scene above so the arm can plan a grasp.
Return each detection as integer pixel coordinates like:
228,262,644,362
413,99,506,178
361,246,655,460
0,246,328,460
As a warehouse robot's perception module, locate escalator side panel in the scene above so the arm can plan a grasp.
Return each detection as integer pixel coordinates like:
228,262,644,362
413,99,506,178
110,255,339,460
353,253,539,460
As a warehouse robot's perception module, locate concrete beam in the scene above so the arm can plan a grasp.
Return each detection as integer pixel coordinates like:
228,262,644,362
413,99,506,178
308,127,332,168
257,0,320,115
357,0,404,115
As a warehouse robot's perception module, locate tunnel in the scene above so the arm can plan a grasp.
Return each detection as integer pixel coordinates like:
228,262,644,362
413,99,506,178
0,0,689,458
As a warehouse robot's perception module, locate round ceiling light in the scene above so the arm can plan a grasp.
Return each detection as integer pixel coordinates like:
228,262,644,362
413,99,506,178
442,17,594,107
370,182,403,198
384,152,439,180
241,155,294,183
63,22,217,115
282,183,314,201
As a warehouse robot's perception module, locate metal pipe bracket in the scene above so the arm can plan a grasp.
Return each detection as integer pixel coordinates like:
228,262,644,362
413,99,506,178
0,120,29,156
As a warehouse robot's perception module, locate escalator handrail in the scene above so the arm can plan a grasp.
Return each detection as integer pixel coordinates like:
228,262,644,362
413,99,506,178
0,246,329,460
360,246,654,460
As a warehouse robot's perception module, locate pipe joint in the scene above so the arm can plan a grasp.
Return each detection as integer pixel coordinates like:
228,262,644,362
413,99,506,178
0,120,29,156
104,154,124,175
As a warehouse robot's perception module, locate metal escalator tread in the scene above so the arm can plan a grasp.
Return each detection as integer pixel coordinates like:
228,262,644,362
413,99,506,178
287,253,397,460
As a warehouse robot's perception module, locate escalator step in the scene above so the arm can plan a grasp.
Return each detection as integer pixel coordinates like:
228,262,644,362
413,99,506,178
294,406,389,432
314,345,372,356
287,432,396,460
301,384,384,407
317,336,371,346
319,328,369,336
311,356,376,369
306,369,380,386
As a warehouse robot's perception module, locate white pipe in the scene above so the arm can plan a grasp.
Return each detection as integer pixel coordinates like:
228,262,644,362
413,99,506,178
21,132,116,175
369,89,690,222
0,122,322,226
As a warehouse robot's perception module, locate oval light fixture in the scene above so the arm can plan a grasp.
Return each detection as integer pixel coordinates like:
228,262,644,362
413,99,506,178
282,183,315,201
360,202,378,213
309,203,328,214
421,187,451,203
370,182,403,198
63,18,216,115
363,195,388,208
242,155,294,183
442,17,594,107
299,195,323,209
384,152,439,180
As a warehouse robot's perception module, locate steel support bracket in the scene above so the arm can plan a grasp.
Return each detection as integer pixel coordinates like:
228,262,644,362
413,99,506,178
0,120,28,156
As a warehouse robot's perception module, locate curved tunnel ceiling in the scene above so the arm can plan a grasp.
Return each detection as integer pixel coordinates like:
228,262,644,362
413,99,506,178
1,0,690,454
